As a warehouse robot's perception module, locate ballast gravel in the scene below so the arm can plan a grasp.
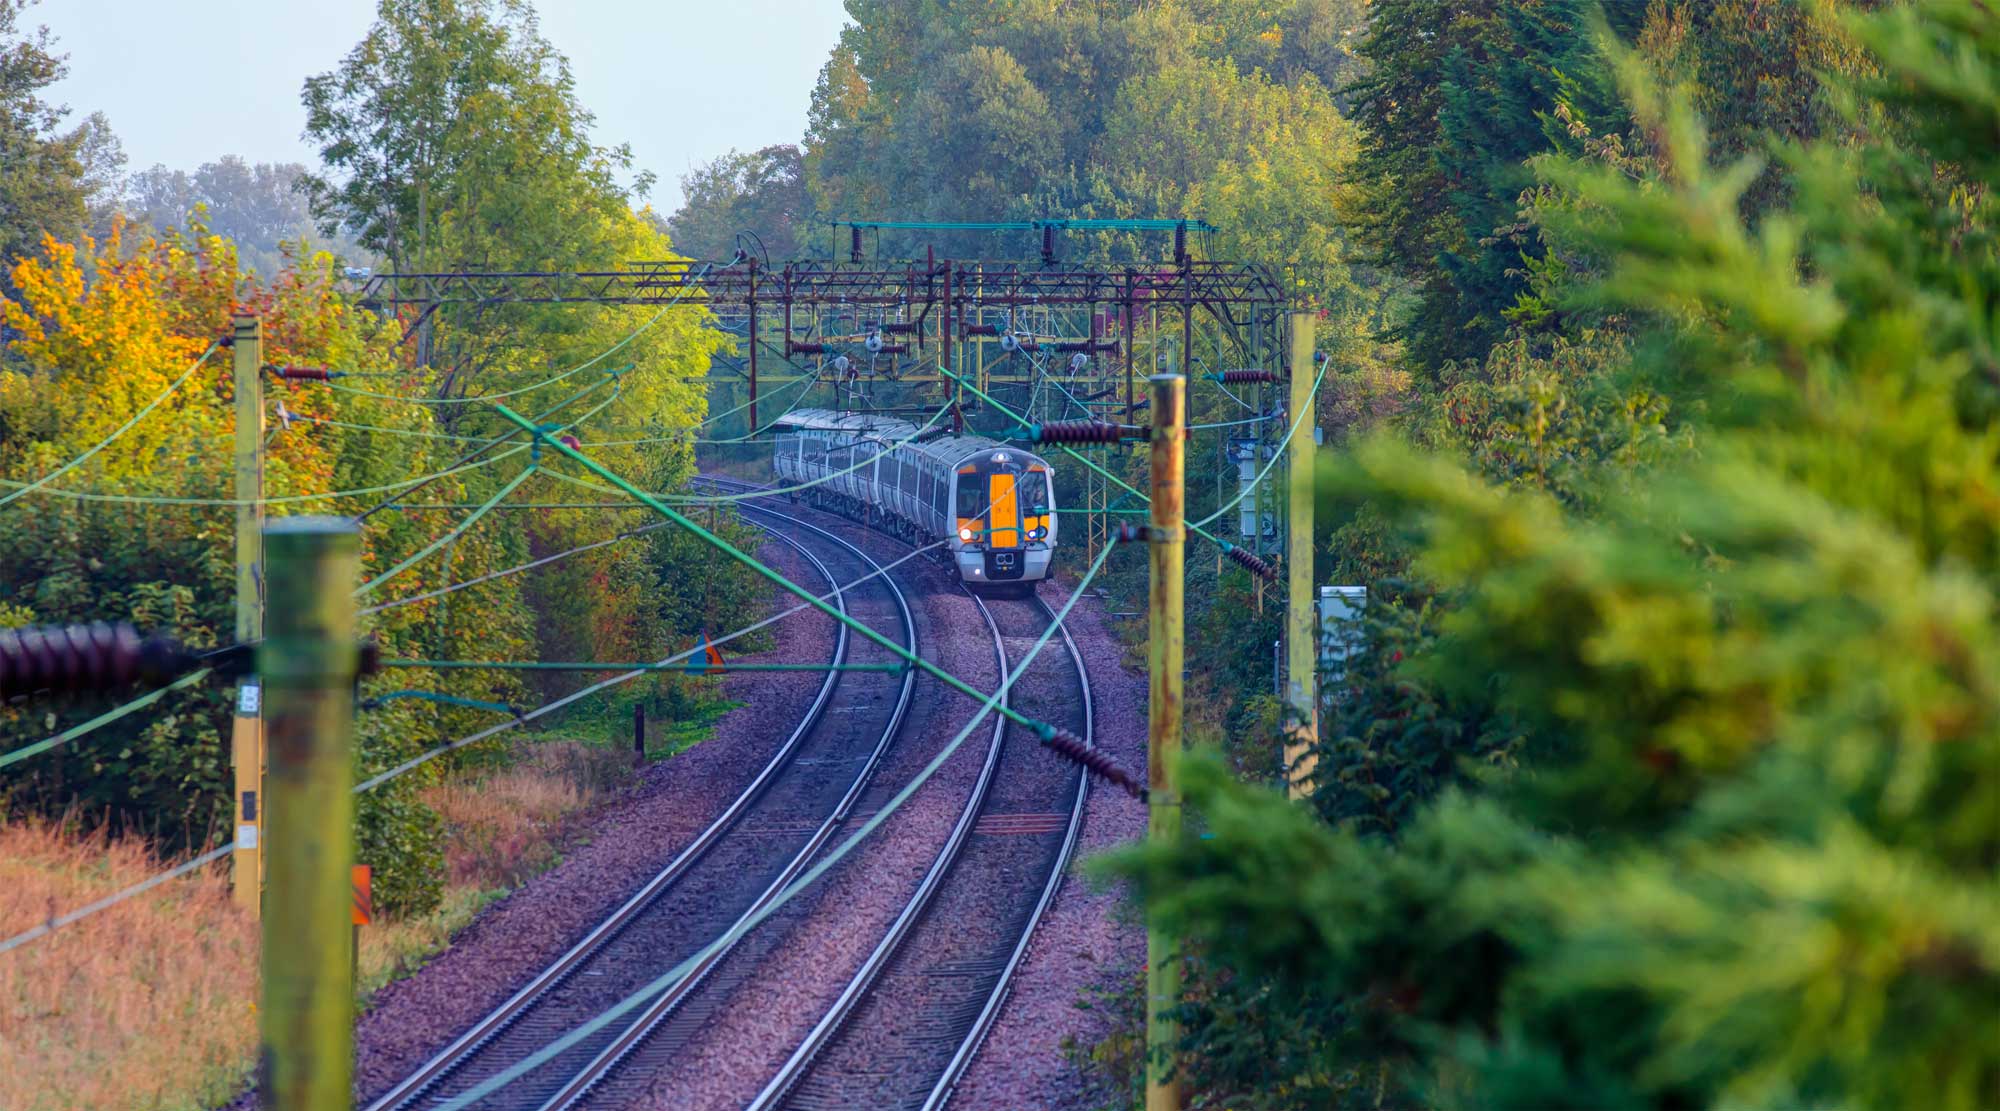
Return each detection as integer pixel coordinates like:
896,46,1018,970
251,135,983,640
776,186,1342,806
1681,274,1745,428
228,515,1148,1111
337,540,839,1108
947,578,1149,1109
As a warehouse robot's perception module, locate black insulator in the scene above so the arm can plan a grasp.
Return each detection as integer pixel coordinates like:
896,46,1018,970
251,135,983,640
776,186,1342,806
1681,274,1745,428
1042,727,1146,800
961,323,1001,337
0,622,197,702
1218,369,1276,384
271,365,333,381
1227,546,1278,581
878,321,920,335
789,341,829,356
1036,421,1127,444
1113,524,1155,543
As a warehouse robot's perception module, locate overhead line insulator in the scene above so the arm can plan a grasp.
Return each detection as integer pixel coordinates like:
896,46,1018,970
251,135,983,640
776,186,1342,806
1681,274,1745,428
1114,524,1157,543
1040,727,1146,800
1033,421,1132,444
1211,369,1277,384
1224,545,1278,581
0,623,210,702
270,365,334,381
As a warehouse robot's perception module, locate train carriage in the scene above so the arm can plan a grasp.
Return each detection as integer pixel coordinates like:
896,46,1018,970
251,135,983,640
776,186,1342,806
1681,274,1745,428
772,409,1058,595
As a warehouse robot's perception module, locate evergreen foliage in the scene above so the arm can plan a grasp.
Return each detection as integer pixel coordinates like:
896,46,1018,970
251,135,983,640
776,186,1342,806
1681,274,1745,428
1109,4,2000,1108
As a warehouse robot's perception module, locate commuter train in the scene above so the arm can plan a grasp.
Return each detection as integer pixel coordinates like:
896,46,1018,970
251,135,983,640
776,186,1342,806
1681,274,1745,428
772,409,1058,595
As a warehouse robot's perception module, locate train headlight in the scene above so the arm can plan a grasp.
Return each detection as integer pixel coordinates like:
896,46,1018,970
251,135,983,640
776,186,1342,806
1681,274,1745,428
958,526,975,542
1029,526,1047,540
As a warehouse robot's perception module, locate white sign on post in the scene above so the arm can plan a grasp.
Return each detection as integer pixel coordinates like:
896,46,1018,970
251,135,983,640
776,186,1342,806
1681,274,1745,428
1318,586,1368,684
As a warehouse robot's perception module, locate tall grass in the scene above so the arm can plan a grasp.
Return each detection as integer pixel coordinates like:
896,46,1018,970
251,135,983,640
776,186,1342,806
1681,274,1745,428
422,740,632,890
0,737,638,1109
0,821,256,1111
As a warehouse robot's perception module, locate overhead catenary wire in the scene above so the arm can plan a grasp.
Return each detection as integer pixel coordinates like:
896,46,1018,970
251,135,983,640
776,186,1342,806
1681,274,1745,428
349,374,622,523
354,465,541,596
0,529,958,954
0,445,530,507
0,340,221,509
0,841,237,954
1191,350,1329,530
540,403,951,506
359,517,671,615
0,668,213,771
351,530,958,794
427,535,1121,1111
322,261,713,408
493,403,1048,732
280,365,814,449
324,358,625,405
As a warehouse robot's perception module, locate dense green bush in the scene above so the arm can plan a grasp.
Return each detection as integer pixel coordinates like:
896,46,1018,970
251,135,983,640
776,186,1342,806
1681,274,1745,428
1109,4,2000,1108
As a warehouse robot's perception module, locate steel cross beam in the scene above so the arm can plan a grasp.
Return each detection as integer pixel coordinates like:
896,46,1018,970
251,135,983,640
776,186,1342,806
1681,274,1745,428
355,259,1289,311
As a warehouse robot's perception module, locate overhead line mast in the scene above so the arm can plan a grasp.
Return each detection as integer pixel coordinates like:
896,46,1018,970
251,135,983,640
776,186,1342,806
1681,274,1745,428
359,224,1322,1111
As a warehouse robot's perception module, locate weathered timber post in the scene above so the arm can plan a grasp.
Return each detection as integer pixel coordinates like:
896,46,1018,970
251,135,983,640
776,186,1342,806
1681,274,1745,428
1284,310,1319,799
259,517,361,1111
634,702,647,764
1146,372,1186,1111
232,312,266,915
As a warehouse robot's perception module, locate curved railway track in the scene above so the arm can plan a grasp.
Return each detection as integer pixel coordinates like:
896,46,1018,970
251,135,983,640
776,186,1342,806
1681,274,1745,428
709,478,1095,1111
362,520,920,1111
367,475,1099,1110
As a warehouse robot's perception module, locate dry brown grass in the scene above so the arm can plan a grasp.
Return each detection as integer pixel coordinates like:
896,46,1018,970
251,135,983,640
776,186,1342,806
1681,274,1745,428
0,821,256,1111
421,740,631,890
0,739,633,1109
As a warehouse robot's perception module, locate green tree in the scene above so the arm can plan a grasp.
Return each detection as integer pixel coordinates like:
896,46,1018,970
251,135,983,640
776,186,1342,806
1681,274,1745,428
665,144,811,262
126,157,359,279
0,0,102,267
1111,5,2000,1108
1347,0,1640,374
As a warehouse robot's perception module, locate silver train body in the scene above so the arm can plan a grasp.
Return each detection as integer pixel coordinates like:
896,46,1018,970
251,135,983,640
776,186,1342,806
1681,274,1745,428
772,409,1059,594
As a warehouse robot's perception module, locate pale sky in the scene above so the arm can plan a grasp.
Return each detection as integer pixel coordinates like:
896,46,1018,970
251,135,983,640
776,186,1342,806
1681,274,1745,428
40,0,850,212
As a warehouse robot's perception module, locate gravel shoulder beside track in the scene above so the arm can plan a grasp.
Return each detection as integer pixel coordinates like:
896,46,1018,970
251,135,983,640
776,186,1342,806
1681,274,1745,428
345,541,837,1106
948,577,1148,1111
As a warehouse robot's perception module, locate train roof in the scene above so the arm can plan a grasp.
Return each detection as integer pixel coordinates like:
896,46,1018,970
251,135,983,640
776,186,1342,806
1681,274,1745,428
772,408,920,440
774,408,1052,471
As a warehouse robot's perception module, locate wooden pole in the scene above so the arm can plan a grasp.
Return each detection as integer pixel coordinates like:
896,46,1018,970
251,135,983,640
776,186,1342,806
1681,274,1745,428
259,517,361,1111
232,313,265,916
633,702,647,764
1145,372,1186,1111
1284,310,1319,798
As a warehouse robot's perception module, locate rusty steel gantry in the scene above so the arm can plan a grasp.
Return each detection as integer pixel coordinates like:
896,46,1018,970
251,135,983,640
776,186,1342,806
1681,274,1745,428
358,230,1294,566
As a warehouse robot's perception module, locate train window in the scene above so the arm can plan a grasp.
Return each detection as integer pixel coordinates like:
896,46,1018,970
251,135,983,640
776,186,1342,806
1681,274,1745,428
1019,471,1049,514
955,469,987,519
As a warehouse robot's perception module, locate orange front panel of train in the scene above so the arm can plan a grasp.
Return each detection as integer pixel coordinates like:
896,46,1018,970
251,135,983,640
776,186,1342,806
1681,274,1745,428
988,472,1021,548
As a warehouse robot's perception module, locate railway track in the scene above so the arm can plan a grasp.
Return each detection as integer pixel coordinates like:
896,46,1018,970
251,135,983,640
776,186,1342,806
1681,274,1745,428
709,477,1095,1111
361,519,920,1111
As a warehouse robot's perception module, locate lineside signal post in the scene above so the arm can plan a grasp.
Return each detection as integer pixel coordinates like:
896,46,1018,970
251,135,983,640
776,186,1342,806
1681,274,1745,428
232,312,266,916
1283,310,1318,799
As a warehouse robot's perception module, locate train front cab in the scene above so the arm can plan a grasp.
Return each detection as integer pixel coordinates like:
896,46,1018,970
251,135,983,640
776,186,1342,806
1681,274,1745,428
950,449,1055,592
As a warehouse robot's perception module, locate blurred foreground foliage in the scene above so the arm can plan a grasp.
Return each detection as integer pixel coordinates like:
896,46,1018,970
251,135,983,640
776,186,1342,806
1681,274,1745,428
1108,2,2000,1108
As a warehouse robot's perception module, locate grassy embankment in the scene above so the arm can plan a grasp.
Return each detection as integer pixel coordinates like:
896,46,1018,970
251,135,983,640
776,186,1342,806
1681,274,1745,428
0,696,735,1111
